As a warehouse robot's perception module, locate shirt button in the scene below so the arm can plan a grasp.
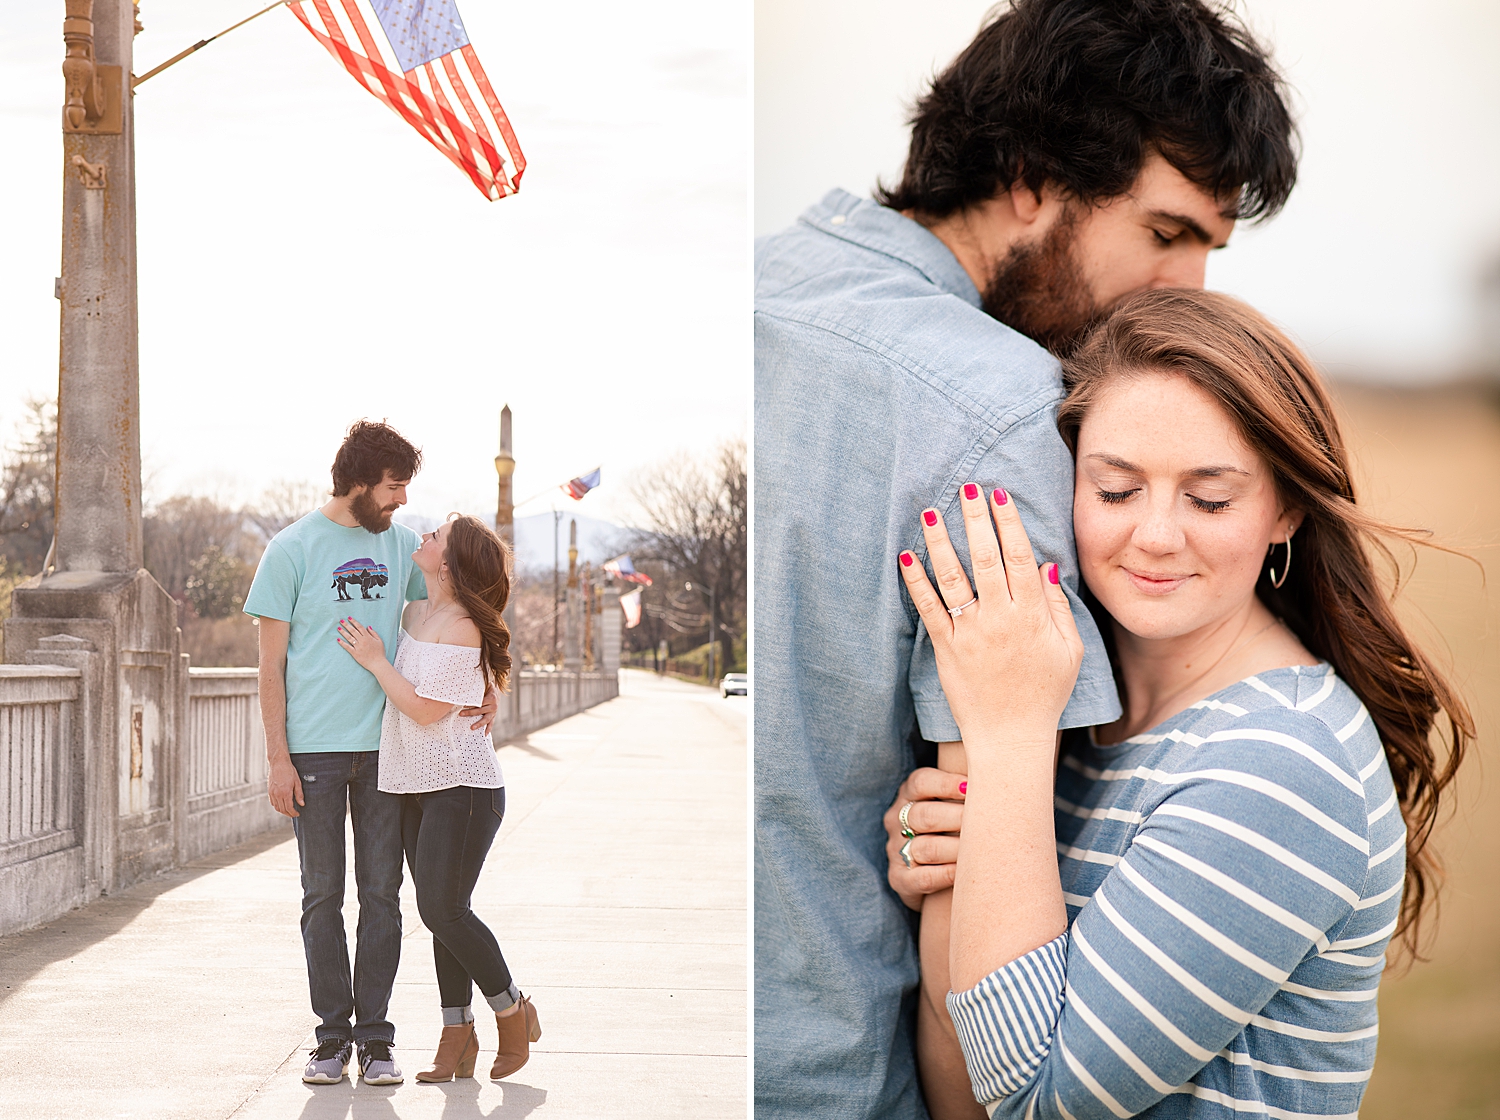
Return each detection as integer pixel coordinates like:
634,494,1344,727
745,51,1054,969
830,214,846,225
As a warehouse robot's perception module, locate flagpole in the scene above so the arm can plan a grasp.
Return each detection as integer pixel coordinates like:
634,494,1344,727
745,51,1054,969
132,1,288,89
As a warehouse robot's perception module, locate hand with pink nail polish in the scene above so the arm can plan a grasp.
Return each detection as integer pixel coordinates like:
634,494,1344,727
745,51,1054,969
896,482,1084,752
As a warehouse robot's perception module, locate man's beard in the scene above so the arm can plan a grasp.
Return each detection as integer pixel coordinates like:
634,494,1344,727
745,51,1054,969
981,207,1107,357
350,489,397,533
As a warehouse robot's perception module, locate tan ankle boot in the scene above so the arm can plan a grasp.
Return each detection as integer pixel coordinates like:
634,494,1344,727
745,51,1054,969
416,1021,479,1082
490,994,542,1079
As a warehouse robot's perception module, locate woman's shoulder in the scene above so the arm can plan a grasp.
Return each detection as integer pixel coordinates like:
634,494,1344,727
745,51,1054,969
1159,666,1382,808
438,614,482,650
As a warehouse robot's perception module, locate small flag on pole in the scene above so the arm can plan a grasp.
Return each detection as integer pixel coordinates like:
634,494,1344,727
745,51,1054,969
603,555,652,586
287,0,525,200
564,468,601,501
620,588,643,629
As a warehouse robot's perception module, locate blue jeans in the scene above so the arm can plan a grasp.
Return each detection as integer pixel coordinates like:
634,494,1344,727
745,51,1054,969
401,785,513,1009
291,750,403,1044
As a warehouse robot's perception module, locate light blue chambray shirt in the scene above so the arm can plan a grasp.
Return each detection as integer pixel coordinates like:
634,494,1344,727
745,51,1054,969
754,190,1122,1120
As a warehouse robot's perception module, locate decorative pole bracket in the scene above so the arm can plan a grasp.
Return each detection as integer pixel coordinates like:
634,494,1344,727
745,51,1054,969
62,0,123,135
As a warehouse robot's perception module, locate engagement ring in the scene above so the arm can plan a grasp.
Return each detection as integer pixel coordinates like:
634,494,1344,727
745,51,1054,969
948,595,978,617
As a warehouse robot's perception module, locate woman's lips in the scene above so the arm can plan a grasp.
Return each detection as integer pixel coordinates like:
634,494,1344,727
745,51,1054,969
1122,568,1193,595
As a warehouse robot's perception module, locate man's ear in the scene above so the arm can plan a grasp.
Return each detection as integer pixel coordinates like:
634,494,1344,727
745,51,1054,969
1008,178,1046,224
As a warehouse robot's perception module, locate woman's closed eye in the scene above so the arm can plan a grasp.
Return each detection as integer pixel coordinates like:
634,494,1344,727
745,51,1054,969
1095,487,1231,513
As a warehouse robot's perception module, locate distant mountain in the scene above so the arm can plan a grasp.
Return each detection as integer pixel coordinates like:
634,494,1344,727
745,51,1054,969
512,512,630,572
393,510,631,573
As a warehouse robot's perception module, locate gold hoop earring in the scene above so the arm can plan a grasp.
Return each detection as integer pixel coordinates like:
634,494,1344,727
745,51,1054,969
1269,536,1292,590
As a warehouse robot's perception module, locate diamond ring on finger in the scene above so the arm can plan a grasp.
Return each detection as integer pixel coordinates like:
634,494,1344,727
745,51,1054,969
899,801,916,839
947,595,977,617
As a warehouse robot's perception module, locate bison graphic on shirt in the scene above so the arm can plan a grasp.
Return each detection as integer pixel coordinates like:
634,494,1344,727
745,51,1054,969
331,558,390,601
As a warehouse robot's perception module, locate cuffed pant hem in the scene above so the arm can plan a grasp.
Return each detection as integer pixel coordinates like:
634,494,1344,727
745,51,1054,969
442,1005,476,1026
484,982,521,1014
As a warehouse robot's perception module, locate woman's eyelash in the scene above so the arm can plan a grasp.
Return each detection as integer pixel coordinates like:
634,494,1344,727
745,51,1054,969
1095,488,1230,513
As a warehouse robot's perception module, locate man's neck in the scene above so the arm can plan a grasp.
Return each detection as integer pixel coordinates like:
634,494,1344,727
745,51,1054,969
321,497,361,528
905,194,1029,297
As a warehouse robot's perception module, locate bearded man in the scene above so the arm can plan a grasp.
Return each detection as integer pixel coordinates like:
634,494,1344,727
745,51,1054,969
753,2,1298,1117
244,419,496,1087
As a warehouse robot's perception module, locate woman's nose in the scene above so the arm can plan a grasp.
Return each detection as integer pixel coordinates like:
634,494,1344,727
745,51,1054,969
1131,497,1186,553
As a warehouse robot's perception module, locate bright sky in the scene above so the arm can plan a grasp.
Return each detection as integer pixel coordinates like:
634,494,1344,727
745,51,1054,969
757,0,1500,383
0,0,749,525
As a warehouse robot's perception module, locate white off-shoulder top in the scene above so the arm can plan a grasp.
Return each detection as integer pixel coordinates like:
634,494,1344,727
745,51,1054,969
376,631,504,794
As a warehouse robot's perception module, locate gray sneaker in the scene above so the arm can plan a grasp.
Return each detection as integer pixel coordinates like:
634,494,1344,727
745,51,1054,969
357,1039,404,1085
303,1037,352,1083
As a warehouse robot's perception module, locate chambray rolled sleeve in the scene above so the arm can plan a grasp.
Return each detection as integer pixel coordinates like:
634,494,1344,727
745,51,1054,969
755,189,1121,1120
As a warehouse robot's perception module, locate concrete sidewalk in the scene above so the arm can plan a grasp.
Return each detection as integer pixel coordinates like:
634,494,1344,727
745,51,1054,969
0,669,747,1120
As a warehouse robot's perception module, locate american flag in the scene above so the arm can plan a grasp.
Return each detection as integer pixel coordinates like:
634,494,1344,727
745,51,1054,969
564,468,602,501
287,0,525,200
603,554,652,586
619,588,643,629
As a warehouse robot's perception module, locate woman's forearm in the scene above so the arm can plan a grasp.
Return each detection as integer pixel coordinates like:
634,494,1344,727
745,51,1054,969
948,725,1066,992
367,658,456,725
918,742,988,1120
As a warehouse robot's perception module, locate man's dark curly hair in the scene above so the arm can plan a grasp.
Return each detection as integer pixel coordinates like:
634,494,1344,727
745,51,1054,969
330,420,423,496
875,0,1297,222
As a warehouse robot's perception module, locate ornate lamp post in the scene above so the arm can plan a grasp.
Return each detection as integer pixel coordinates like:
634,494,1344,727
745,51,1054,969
493,405,514,549
5,1,184,894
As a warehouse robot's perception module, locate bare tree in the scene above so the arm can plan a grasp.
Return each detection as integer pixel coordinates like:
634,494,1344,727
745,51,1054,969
624,439,747,675
247,480,328,541
0,398,57,574
507,563,562,667
143,495,256,600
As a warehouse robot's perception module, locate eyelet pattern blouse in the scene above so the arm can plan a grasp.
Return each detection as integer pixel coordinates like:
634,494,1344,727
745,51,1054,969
377,631,504,794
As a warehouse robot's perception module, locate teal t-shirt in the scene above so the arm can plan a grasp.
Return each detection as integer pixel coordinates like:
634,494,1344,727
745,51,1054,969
244,510,427,753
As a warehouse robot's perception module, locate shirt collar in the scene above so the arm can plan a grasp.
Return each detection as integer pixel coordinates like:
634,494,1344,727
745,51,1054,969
798,188,982,308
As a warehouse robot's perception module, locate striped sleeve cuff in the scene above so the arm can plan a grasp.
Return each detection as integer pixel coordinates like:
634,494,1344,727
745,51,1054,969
946,932,1070,1106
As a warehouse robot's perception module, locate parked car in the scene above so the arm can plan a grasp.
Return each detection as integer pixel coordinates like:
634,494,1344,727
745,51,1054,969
720,673,748,698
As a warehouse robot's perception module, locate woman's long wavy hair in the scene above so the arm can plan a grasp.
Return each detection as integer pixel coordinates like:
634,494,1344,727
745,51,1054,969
442,514,513,693
1056,288,1472,960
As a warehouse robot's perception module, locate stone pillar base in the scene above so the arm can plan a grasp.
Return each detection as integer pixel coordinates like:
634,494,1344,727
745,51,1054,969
5,569,183,892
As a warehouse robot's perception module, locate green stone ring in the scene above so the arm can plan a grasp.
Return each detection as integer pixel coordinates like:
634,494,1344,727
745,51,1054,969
899,801,916,839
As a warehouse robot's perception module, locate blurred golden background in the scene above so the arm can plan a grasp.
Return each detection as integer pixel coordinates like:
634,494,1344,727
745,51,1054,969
1338,385,1500,1118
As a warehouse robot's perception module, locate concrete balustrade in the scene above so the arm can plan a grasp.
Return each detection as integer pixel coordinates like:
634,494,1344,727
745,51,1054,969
181,668,282,863
0,643,619,938
0,666,83,896
492,668,621,743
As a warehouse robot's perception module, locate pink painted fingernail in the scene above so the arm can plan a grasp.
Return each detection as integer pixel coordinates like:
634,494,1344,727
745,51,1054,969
959,781,967,794
1049,563,1060,585
900,551,914,567
963,483,978,501
923,510,938,527
994,488,1009,506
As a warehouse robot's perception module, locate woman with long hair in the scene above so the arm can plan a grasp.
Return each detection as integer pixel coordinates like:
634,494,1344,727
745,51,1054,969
886,289,1470,1118
336,513,542,1083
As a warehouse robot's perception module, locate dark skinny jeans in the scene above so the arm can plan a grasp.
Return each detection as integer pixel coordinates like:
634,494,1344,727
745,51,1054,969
401,784,515,1010
291,749,403,1045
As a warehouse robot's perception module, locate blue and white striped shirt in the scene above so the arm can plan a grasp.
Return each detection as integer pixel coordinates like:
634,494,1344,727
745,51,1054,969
948,665,1402,1119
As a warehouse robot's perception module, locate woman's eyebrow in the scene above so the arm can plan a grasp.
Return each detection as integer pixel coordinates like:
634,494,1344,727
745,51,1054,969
1084,452,1142,471
1084,453,1249,478
1184,465,1251,479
